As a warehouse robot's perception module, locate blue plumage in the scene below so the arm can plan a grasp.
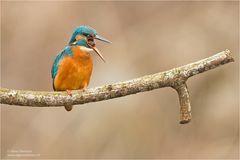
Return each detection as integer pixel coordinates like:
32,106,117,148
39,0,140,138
51,46,73,80
68,25,97,44
51,39,90,80
72,39,90,47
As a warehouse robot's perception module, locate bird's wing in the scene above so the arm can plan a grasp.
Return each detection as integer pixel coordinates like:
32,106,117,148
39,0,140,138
51,46,73,80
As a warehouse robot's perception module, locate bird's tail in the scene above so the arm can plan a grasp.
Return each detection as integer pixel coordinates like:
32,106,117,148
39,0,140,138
64,105,73,111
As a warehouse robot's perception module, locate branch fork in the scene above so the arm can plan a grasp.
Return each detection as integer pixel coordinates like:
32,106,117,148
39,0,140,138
0,49,234,124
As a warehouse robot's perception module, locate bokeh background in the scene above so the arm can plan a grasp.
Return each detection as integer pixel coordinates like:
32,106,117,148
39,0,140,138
1,1,239,159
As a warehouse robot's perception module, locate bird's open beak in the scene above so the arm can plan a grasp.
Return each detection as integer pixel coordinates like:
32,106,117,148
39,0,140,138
91,46,105,62
94,35,112,43
91,34,111,62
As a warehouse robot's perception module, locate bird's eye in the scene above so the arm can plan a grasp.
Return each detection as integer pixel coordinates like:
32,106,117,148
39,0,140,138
88,34,94,38
82,32,95,39
82,33,89,38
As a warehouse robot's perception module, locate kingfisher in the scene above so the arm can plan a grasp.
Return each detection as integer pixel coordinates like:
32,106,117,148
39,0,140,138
51,25,111,111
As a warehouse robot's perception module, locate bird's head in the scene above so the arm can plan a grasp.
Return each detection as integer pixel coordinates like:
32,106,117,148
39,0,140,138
69,25,111,62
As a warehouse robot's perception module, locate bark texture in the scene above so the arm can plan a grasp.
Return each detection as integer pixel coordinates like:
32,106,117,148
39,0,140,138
0,49,234,123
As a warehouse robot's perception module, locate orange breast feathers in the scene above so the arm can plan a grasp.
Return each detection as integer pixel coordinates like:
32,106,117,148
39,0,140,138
54,46,93,91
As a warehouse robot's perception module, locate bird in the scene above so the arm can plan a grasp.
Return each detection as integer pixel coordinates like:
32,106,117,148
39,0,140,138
51,25,111,111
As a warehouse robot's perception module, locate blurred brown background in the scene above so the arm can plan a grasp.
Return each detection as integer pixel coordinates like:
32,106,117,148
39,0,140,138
1,1,239,159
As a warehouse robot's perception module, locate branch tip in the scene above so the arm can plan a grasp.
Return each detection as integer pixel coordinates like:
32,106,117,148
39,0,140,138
225,49,234,62
173,83,191,124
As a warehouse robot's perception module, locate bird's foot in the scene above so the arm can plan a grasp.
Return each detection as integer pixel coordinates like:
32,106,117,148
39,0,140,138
66,90,72,97
82,85,88,92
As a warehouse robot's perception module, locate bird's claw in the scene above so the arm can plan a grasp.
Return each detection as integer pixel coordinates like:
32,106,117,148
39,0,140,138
66,90,72,97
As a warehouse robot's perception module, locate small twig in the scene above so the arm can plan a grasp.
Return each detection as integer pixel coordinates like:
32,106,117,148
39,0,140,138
173,83,191,124
0,49,234,124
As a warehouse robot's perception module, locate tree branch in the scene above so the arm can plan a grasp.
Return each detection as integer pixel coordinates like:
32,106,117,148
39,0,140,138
0,49,234,124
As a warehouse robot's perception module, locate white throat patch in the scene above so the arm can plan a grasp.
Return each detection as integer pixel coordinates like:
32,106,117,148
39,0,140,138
79,46,94,53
